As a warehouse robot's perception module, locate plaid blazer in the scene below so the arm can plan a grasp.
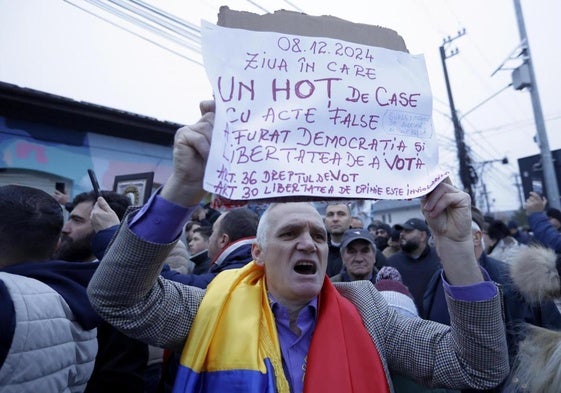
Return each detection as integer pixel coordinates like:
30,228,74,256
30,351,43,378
88,222,509,392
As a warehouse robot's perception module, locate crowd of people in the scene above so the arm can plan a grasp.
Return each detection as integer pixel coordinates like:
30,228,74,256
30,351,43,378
2,101,561,393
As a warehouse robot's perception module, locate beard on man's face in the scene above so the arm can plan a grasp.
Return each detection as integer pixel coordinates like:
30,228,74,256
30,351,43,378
54,233,94,262
400,238,419,254
374,236,388,250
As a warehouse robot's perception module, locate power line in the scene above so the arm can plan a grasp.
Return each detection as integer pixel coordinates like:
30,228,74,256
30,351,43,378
244,0,270,13
459,83,513,120
64,0,203,64
63,0,202,65
121,0,201,42
471,113,561,137
417,0,535,203
90,0,200,52
282,0,304,12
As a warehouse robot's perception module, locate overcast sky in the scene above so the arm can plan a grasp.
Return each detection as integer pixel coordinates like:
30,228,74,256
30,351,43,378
1,0,559,212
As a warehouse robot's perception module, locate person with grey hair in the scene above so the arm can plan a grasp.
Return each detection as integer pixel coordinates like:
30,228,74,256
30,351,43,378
331,228,378,283
87,100,508,393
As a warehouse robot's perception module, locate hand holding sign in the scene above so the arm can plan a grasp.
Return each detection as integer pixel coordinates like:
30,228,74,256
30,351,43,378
161,100,215,207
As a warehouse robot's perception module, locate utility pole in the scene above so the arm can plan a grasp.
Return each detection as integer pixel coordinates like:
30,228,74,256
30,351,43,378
481,183,491,215
440,30,478,203
512,0,560,209
478,158,508,215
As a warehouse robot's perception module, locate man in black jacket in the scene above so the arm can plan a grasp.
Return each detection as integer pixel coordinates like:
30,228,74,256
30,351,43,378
324,202,352,277
386,217,441,317
54,190,148,393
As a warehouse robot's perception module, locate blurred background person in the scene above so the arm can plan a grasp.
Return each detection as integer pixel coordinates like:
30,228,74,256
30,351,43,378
368,221,392,253
507,220,533,245
323,202,352,277
383,227,402,259
350,215,364,229
546,207,561,233
188,226,212,275
483,219,527,265
525,191,561,252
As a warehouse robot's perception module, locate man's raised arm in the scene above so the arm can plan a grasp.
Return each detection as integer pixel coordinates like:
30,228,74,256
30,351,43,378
421,180,484,286
87,101,215,350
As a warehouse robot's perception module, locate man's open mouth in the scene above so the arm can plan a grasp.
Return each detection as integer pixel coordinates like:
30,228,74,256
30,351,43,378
294,261,317,275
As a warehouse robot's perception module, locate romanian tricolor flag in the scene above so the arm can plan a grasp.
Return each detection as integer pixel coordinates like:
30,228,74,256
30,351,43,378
174,262,389,393
174,261,288,392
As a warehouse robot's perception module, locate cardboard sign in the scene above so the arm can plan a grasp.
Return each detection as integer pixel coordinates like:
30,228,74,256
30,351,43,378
201,9,448,201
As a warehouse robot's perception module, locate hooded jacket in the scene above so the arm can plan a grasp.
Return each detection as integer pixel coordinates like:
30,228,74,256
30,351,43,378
161,238,255,289
527,211,561,252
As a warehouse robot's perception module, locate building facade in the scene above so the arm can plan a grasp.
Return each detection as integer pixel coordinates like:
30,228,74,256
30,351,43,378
0,82,182,200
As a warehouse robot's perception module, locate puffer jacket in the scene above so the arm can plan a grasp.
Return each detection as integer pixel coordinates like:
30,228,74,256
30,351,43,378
0,272,98,393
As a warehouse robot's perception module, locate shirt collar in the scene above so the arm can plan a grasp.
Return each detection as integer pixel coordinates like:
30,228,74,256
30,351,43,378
268,292,318,320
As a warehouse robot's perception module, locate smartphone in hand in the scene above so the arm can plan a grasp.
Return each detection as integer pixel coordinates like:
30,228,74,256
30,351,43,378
87,169,101,198
532,178,544,195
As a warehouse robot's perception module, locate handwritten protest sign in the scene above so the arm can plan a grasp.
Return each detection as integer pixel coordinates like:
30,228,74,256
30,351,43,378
201,20,448,201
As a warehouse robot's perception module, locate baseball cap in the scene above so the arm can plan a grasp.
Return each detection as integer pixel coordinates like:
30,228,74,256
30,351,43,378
367,222,392,235
340,228,376,250
394,218,429,233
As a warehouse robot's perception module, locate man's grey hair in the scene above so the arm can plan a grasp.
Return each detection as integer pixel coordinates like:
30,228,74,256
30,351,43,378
255,203,280,249
255,202,320,251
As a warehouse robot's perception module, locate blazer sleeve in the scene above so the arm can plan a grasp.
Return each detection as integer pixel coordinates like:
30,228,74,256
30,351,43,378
87,216,205,352
335,281,509,390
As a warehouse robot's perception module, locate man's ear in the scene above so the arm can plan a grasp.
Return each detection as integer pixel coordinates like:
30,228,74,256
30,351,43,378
252,243,264,266
218,233,230,250
473,230,482,244
55,236,62,251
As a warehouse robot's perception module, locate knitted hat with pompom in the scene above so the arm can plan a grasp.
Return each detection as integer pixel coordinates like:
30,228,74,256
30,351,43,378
374,267,418,318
